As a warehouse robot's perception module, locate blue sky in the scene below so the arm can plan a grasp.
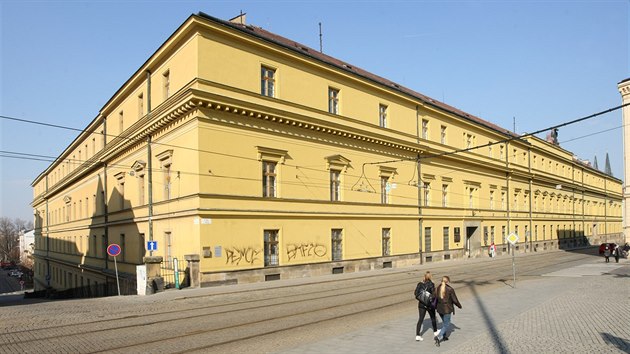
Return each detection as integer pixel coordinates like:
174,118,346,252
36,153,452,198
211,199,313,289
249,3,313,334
1,1,628,221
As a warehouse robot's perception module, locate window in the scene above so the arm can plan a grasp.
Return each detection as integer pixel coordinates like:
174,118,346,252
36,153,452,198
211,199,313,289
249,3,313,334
515,225,519,237
139,233,145,262
101,235,107,259
440,125,447,144
454,227,461,243
381,176,389,204
490,190,495,210
501,191,506,210
261,66,276,97
468,187,475,208
441,184,448,207
501,226,506,243
92,137,96,156
423,182,430,207
92,235,97,257
513,193,518,211
424,227,431,252
164,231,172,264
379,104,388,128
163,164,171,200
262,161,277,198
443,227,450,251
330,170,341,201
163,70,170,100
491,226,495,244
488,145,493,158
382,228,391,256
500,145,505,160
119,111,124,134
422,119,429,139
483,226,489,246
120,234,125,262
466,134,473,149
331,229,342,261
138,173,145,205
138,93,144,118
264,230,279,266
534,225,538,241
328,87,339,114
119,180,125,210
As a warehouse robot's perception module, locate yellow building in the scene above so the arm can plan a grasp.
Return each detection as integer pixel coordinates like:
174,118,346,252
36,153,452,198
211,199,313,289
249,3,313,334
31,13,623,293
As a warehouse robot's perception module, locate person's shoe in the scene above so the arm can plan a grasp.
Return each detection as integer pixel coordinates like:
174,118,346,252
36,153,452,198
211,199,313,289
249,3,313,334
415,335,423,341
434,330,440,337
435,338,440,347
443,336,449,341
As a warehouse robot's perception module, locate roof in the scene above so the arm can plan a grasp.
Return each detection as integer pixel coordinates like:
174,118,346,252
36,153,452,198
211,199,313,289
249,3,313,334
196,12,518,139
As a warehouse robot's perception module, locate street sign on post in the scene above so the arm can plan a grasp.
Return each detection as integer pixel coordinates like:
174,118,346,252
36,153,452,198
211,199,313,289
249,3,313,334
147,241,157,252
507,233,519,288
107,244,122,296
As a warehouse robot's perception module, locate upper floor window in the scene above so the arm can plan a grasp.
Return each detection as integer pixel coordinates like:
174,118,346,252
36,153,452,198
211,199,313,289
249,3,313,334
465,133,473,149
381,176,389,204
500,145,505,160
490,190,495,210
422,119,429,139
263,161,277,198
330,170,341,202
379,104,388,128
440,125,447,144
138,93,144,118
423,182,430,207
163,70,170,100
261,66,276,97
441,184,448,207
328,87,339,114
118,111,124,134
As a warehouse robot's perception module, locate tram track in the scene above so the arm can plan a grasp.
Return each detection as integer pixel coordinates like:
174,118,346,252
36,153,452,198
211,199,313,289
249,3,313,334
0,250,595,353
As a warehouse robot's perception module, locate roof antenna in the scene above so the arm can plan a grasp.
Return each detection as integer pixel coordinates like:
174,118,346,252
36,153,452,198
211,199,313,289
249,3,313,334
319,22,323,53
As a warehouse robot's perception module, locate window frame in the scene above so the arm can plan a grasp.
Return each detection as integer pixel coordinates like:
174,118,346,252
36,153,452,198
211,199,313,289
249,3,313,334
261,66,276,97
328,87,340,114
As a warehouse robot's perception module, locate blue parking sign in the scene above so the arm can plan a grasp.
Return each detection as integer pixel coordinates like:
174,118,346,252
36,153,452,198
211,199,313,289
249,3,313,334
147,241,158,251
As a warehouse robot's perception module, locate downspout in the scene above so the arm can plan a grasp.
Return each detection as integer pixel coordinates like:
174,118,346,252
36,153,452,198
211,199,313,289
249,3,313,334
528,147,533,252
103,117,109,270
146,70,154,257
416,105,423,264
45,175,50,288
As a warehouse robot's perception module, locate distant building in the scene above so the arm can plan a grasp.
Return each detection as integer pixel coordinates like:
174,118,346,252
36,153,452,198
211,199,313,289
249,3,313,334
19,229,35,267
31,13,623,293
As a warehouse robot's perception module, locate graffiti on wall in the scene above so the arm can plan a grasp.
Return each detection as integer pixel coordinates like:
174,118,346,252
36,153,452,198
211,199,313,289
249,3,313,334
286,242,327,261
225,247,261,265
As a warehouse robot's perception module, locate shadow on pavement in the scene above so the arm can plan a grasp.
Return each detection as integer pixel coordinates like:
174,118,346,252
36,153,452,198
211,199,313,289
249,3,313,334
459,280,509,352
600,332,630,353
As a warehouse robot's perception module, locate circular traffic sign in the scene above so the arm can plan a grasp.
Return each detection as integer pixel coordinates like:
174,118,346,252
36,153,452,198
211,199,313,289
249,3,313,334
107,243,122,257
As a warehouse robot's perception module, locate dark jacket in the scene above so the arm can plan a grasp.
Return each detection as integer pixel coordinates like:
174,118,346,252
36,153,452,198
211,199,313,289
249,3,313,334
434,283,462,315
415,280,436,309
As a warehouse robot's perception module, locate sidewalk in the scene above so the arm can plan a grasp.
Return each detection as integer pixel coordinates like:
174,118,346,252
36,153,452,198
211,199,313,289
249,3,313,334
275,257,630,354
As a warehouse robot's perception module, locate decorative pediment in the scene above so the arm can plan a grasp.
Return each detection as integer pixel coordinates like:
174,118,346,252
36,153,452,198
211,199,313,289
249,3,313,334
325,154,351,172
257,146,288,164
379,166,397,178
114,171,126,182
422,174,436,181
132,160,147,173
442,177,453,183
156,149,174,166
463,180,481,187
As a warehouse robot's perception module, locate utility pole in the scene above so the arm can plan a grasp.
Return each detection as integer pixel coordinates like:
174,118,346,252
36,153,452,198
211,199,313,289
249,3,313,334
146,70,154,257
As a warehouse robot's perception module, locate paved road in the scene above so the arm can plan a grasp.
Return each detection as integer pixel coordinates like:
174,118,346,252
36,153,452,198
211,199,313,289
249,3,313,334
276,256,630,354
0,249,627,353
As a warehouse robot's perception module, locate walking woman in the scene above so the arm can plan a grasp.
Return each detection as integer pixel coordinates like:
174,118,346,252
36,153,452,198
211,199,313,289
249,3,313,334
434,275,462,347
414,271,438,341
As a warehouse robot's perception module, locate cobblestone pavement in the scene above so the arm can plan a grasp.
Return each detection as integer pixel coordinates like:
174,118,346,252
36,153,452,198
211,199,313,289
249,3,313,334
276,258,630,354
0,253,627,353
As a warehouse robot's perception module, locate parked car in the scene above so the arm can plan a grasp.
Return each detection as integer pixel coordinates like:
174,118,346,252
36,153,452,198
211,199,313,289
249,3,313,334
598,243,617,255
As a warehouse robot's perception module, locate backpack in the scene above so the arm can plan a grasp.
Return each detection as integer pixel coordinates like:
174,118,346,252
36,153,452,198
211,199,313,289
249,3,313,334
414,282,434,307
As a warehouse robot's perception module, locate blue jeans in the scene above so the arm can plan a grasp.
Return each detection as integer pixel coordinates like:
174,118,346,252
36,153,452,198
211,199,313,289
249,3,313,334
438,313,452,339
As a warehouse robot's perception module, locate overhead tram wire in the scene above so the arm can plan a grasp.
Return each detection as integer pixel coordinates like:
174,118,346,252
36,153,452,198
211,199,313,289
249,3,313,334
2,102,628,180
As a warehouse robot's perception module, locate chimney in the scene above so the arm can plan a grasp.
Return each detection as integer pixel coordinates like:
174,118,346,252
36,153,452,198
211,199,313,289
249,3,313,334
229,12,246,25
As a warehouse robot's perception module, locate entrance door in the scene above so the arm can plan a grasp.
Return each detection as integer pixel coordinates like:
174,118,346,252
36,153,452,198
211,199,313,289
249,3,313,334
466,226,477,257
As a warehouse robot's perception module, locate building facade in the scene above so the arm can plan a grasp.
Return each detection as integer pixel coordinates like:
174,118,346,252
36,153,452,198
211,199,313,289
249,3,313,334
31,13,623,292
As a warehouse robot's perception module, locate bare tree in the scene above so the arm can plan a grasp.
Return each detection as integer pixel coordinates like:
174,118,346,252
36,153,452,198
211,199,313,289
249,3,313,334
0,217,20,262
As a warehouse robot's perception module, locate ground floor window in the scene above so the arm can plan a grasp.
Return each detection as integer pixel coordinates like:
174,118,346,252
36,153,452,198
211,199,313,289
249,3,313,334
382,228,391,256
424,227,431,252
332,229,343,261
443,227,450,251
264,230,279,266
